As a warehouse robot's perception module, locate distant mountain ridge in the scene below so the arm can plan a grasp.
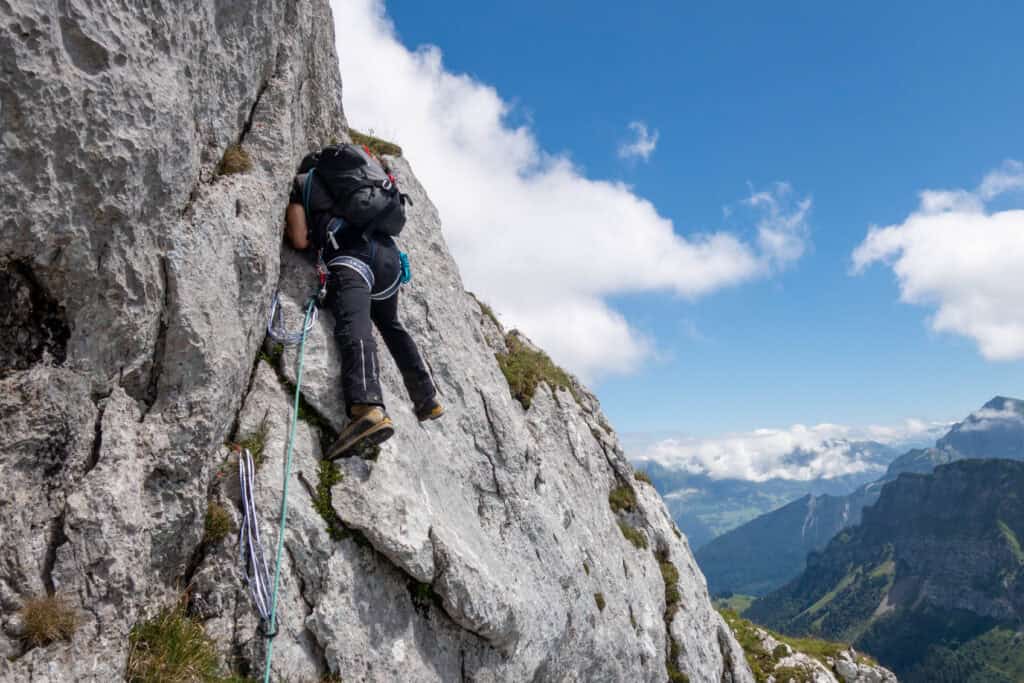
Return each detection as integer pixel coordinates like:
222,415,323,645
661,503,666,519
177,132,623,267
746,458,1024,682
696,397,1024,596
641,440,898,549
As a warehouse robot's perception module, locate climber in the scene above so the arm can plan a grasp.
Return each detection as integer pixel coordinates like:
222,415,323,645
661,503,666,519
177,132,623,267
285,143,443,460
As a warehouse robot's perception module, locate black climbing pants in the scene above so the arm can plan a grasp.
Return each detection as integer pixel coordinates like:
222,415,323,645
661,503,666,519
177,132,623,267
326,236,435,416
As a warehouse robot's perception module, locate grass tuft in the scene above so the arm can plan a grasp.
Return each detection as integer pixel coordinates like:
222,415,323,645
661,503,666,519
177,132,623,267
312,459,346,541
126,605,225,682
667,668,691,683
594,592,606,611
20,594,80,647
617,520,648,550
469,293,502,331
496,332,577,409
203,502,233,545
608,484,638,514
217,144,252,176
233,411,269,467
633,469,653,485
349,128,403,157
656,549,689,682
657,550,682,618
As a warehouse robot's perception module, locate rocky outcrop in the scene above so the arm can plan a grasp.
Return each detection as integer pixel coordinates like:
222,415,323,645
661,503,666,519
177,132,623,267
752,628,895,683
718,610,897,683
749,459,1024,681
0,1,753,681
716,610,892,683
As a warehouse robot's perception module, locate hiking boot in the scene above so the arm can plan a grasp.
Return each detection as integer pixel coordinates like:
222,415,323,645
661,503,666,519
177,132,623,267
325,405,394,460
415,396,445,422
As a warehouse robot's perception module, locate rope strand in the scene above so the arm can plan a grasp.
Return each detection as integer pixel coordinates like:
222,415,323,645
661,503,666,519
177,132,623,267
262,298,315,682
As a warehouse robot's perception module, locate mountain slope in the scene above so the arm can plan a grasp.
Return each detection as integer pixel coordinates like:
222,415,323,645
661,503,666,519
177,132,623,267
747,459,1024,681
697,398,1024,595
696,488,876,596
0,2,753,681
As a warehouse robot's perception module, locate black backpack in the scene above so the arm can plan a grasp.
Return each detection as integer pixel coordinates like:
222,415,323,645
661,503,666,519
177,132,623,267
298,143,411,242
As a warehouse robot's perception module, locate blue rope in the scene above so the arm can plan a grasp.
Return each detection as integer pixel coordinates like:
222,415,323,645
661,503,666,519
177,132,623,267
262,298,316,683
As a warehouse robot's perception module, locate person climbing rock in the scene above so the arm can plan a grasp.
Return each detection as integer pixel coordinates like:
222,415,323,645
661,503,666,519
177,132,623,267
284,142,443,459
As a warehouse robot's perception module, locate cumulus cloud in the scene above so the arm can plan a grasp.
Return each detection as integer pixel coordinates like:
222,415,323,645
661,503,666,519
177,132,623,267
632,419,948,482
331,0,810,380
852,160,1024,361
618,121,659,161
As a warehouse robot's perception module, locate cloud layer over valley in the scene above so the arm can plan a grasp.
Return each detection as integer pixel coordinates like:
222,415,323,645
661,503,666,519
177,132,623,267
629,419,949,482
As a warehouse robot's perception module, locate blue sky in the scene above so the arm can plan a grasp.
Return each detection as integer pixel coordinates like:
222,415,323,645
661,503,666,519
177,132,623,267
334,1,1024,453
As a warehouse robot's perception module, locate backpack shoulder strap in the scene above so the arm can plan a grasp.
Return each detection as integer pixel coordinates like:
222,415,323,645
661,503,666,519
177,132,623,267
302,169,316,221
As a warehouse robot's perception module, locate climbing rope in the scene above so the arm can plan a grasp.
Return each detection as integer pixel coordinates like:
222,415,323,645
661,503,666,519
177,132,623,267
238,447,273,627
238,297,315,683
266,291,318,346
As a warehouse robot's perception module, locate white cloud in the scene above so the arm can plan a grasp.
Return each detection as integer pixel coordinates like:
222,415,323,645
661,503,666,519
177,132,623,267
852,161,1024,361
863,418,950,444
745,182,812,269
979,159,1024,200
618,121,659,161
958,404,1024,432
331,0,810,381
632,419,947,482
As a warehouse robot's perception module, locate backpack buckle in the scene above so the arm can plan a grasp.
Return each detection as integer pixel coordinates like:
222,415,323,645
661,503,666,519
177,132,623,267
326,217,346,250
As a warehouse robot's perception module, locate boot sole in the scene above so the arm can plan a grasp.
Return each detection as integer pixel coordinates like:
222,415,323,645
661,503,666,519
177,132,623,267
325,420,394,461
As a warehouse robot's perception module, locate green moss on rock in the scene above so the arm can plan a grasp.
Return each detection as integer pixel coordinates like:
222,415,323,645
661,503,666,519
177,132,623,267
496,332,576,409
617,520,648,550
203,503,232,545
349,128,402,157
608,484,638,514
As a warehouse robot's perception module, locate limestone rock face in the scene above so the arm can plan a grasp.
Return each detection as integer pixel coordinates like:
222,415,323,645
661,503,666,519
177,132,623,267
0,1,753,681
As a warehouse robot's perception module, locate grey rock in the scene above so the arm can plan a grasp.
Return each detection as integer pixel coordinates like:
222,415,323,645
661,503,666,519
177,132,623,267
751,627,896,683
0,1,754,681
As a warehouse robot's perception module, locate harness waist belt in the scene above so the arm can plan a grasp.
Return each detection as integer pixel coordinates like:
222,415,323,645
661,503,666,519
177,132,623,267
326,255,402,301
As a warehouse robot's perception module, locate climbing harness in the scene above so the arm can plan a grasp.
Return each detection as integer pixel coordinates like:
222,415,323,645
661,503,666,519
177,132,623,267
326,254,403,301
240,298,315,683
